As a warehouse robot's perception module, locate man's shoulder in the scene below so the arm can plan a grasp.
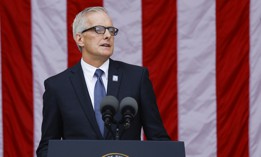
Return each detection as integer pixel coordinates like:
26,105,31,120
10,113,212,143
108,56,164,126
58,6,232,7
45,62,81,83
110,59,146,71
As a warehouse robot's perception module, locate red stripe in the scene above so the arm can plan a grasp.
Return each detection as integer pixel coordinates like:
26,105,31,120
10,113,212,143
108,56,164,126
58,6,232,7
142,0,178,140
1,0,34,156
67,1,103,67
216,0,250,156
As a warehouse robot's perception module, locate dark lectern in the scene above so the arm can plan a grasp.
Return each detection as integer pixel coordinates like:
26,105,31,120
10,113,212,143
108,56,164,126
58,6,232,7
47,140,185,157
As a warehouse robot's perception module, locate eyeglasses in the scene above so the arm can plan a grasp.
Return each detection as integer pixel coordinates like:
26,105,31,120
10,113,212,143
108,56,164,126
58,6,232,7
81,25,119,36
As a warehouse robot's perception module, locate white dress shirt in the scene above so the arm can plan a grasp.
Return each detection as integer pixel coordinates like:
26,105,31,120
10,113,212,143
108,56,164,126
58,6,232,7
81,58,109,109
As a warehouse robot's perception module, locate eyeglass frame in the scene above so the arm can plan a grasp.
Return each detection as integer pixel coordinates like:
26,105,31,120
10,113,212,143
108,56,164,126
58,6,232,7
81,25,119,36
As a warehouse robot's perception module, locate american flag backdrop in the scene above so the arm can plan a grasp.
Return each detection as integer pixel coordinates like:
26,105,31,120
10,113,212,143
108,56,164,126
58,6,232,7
1,0,261,157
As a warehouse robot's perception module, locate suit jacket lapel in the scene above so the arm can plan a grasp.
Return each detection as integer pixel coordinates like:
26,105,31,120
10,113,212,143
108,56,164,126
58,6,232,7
107,59,122,98
104,59,122,139
69,62,103,139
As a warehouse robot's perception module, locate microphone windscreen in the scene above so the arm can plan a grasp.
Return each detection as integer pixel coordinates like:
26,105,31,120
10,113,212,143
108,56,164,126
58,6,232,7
119,97,138,116
100,95,119,113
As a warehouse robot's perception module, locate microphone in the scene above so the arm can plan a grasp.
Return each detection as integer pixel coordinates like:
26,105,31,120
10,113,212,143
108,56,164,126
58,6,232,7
119,97,138,129
100,96,119,127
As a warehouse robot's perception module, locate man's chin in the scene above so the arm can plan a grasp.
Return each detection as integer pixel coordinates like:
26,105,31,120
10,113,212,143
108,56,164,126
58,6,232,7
100,51,113,58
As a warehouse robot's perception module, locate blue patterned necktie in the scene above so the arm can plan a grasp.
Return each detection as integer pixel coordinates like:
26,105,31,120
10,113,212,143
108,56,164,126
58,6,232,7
94,69,106,136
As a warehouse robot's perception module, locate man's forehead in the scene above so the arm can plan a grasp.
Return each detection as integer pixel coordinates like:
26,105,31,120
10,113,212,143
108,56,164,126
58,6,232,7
85,12,113,26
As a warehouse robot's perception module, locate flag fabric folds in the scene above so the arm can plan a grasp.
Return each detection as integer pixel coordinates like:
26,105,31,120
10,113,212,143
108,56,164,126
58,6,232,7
1,0,261,157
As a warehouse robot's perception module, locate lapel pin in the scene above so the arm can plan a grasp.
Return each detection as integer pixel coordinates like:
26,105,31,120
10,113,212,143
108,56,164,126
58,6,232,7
112,75,118,82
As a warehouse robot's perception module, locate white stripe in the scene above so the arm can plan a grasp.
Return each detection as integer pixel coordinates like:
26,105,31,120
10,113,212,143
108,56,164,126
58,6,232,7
250,0,261,156
32,0,68,156
104,0,142,66
0,21,3,157
177,1,217,157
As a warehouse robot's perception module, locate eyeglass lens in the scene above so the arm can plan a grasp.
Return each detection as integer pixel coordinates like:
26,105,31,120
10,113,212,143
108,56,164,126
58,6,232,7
95,26,117,36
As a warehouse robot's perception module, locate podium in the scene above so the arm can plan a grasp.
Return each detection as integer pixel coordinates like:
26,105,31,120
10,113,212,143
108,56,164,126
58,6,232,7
47,140,185,157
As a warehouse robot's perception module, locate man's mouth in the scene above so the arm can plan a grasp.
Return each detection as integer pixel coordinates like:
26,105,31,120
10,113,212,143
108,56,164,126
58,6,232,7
100,43,111,47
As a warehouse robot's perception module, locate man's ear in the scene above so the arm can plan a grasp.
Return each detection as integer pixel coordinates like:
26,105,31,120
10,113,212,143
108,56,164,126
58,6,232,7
75,33,84,47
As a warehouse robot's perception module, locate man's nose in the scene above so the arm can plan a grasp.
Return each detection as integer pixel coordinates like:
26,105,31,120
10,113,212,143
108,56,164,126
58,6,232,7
103,29,112,39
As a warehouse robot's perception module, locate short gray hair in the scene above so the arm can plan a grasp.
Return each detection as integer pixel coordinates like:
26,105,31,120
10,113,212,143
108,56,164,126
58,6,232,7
72,6,108,51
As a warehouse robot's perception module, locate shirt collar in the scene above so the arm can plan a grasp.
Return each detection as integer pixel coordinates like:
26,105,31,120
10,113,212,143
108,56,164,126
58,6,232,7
81,58,109,80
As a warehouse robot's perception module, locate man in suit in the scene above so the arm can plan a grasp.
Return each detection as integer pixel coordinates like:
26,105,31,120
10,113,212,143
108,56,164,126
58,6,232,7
36,6,170,157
